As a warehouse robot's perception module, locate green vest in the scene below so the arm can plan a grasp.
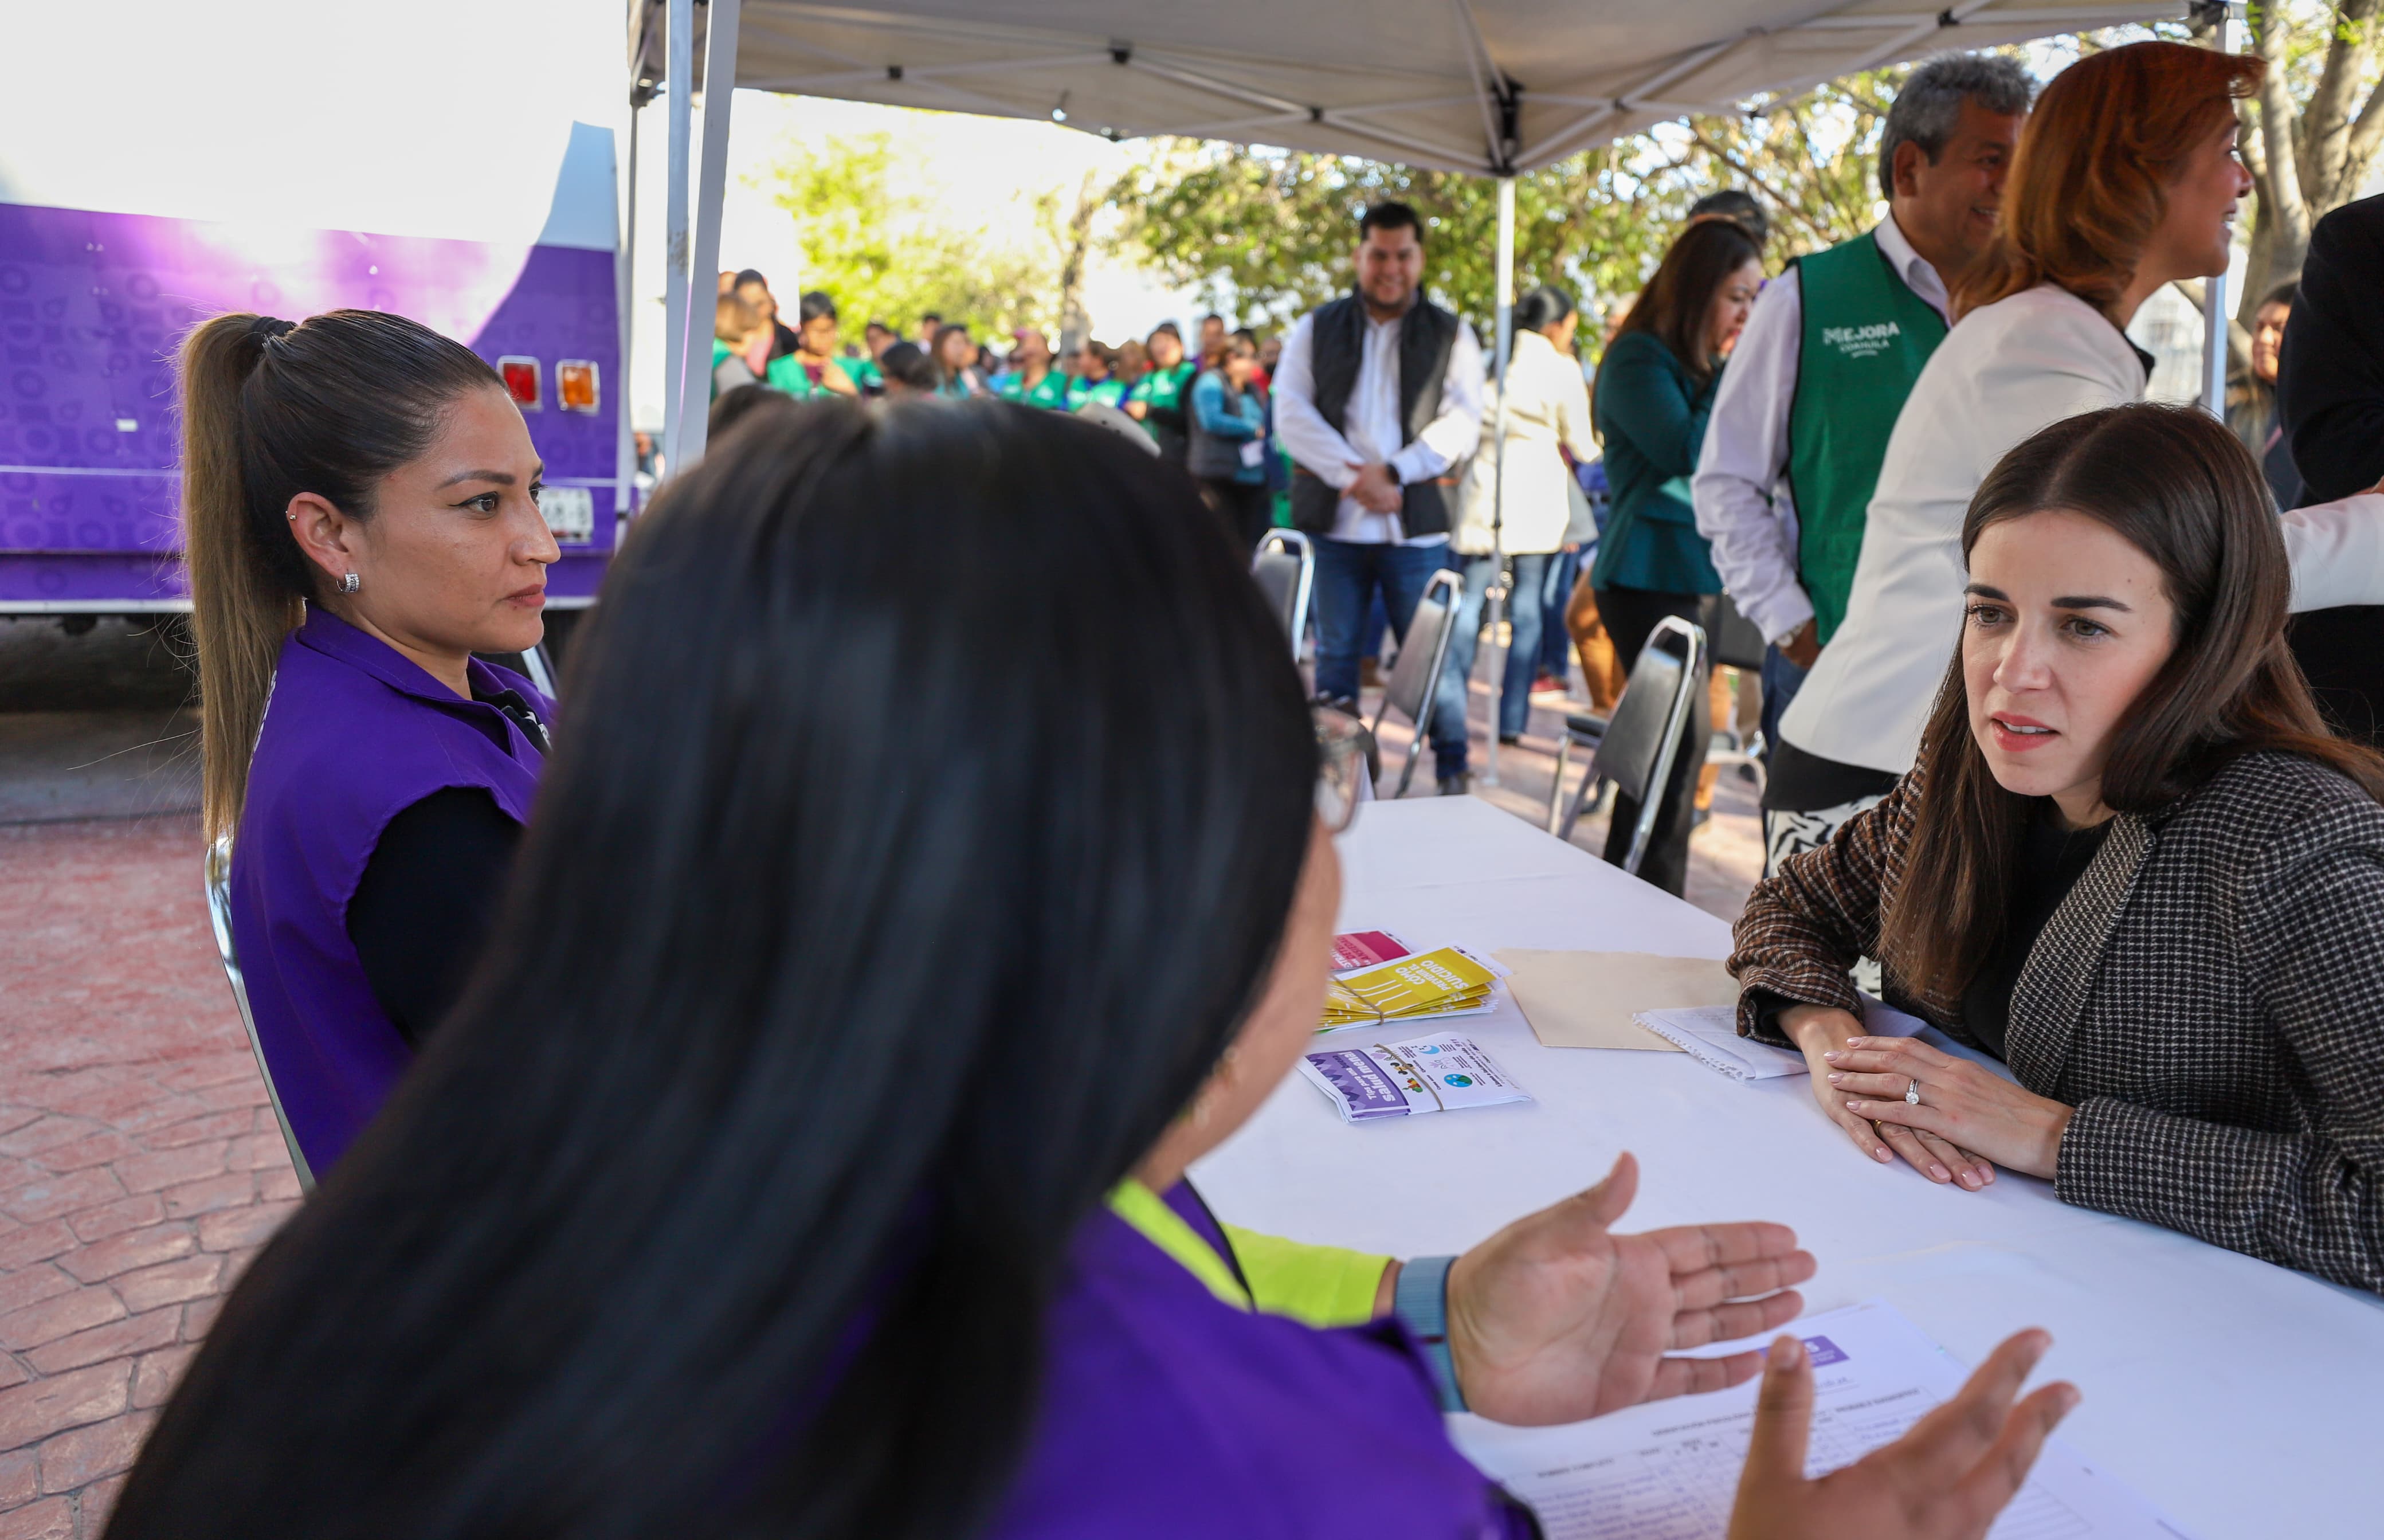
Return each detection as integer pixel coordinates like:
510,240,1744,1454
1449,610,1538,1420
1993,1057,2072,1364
996,369,1072,410
1787,230,1947,642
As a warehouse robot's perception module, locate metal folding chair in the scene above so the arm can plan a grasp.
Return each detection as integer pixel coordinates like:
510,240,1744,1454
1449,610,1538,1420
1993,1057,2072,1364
1252,529,1314,663
203,836,316,1194
1699,588,1768,770
1700,590,1769,673
472,642,559,700
1369,567,1463,798
1550,614,1708,875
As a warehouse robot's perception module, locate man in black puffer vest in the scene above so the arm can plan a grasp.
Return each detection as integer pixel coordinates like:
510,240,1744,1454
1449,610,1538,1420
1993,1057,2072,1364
1275,202,1485,794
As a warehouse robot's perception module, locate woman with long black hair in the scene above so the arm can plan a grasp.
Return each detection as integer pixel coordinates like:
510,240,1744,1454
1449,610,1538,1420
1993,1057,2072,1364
113,401,2069,1539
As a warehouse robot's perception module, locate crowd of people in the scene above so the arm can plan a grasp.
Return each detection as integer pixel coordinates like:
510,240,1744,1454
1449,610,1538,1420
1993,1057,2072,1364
116,33,2384,1540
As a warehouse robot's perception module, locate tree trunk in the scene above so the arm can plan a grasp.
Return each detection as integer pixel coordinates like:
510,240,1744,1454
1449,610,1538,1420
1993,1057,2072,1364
2250,2,2314,285
2297,0,2381,212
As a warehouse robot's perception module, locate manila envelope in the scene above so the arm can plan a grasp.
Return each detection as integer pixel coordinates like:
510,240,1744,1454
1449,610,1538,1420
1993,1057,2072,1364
1493,950,1740,1052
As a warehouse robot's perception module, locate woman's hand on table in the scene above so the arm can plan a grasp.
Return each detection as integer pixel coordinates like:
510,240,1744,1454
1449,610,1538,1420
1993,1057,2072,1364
1780,1006,1996,1189
1727,1327,2078,1540
1826,1037,2072,1181
1443,1152,1815,1426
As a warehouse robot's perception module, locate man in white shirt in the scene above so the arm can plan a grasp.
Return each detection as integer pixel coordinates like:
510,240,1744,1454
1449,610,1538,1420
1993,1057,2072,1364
1691,54,2032,869
1273,202,1485,793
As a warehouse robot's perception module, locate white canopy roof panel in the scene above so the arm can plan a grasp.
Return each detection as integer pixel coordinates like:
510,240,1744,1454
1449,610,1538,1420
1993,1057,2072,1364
636,0,2189,174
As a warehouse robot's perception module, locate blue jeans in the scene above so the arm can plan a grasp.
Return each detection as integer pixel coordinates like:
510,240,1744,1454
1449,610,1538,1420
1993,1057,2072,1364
1759,642,1809,771
1311,539,1447,703
1432,553,1552,775
1538,549,1580,680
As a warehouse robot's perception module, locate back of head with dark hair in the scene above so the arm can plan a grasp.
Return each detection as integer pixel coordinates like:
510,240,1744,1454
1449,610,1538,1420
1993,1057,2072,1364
707,382,799,441
1877,53,2037,201
1685,189,1769,247
1513,285,1577,335
878,340,938,391
797,290,838,326
1881,402,2384,1000
732,269,769,291
177,309,503,841
1358,200,1424,241
108,399,1318,1540
1610,218,1763,387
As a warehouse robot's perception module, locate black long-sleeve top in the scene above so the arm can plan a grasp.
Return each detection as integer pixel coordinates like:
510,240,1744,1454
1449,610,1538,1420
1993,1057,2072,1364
342,685,548,1048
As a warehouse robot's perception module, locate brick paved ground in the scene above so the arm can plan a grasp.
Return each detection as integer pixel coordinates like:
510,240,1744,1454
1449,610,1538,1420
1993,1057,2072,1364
0,813,297,1538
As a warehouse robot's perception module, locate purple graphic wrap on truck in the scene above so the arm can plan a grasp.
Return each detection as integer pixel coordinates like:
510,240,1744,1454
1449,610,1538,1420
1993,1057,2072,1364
0,201,619,608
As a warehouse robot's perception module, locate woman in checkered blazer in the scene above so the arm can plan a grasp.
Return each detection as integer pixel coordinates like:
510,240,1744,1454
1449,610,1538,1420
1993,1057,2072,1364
1729,402,2384,1294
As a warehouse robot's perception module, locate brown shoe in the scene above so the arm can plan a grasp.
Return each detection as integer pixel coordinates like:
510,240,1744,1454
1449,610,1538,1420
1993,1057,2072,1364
1359,657,1385,691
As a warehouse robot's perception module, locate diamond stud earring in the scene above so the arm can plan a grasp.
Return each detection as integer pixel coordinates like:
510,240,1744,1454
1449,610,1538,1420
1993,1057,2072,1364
339,573,360,594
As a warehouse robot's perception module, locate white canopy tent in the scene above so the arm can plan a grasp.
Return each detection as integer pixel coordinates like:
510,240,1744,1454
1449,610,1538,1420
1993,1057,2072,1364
632,0,2203,777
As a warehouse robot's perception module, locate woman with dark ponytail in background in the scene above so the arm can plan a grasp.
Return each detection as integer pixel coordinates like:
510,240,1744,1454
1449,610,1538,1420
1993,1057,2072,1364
182,309,558,1178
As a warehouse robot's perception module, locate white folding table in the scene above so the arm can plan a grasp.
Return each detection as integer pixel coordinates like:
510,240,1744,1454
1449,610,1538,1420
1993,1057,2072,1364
1192,796,2384,1540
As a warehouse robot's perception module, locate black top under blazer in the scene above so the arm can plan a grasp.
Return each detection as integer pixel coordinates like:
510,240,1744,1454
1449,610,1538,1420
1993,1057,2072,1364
1730,750,2384,1295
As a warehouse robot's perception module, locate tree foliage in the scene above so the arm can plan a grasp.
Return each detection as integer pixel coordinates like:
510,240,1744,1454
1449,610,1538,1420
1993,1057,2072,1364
2238,0,2384,328
764,131,1056,335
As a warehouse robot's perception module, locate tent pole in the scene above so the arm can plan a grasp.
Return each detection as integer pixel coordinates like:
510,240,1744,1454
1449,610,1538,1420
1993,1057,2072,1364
2202,5,2234,418
1480,173,1516,788
616,99,640,520
661,0,693,477
677,0,741,471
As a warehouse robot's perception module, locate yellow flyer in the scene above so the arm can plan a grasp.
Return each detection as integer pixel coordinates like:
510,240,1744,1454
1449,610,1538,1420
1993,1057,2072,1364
1319,945,1501,1029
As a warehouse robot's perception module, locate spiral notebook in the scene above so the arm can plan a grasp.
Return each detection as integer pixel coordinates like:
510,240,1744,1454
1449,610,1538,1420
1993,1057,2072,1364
1633,996,1930,1083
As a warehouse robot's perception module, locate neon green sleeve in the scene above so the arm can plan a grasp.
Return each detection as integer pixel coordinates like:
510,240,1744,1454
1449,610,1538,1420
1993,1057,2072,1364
1220,1224,1393,1329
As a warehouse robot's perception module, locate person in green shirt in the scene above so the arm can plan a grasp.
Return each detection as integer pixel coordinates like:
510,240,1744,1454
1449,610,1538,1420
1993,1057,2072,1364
1067,340,1129,410
1587,215,1766,896
765,292,876,400
995,328,1071,410
1124,323,1197,463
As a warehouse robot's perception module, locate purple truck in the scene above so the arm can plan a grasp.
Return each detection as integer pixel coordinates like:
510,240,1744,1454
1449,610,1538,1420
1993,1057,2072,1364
0,89,630,628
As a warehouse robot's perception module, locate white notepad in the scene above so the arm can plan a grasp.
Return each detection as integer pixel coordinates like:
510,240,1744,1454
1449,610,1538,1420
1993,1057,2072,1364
1632,1006,1808,1080
1633,996,1934,1083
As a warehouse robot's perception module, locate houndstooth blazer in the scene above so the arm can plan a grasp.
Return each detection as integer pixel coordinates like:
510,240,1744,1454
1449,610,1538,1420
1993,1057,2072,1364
1728,750,2384,1295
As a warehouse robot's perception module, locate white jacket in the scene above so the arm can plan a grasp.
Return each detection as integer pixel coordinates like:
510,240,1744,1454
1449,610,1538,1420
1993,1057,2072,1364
1781,282,2384,776
1452,328,1598,556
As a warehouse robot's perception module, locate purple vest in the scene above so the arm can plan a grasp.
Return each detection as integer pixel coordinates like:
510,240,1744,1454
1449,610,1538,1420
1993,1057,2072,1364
983,1186,1530,1539
228,609,550,1174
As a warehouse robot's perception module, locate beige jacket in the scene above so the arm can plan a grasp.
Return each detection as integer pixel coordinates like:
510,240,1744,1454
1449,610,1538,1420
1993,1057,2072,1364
1453,328,1597,556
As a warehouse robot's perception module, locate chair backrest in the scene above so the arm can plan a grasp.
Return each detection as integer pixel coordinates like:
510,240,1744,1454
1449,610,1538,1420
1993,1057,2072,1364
203,835,316,1194
1252,528,1313,660
1589,616,1704,806
1700,591,1769,673
1379,568,1463,727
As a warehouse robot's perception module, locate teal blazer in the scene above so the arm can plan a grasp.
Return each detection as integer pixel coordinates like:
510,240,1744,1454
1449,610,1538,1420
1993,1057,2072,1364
1589,330,1723,596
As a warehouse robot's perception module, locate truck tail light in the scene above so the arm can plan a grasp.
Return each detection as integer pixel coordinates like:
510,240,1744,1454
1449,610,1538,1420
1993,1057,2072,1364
499,356,542,410
557,360,600,413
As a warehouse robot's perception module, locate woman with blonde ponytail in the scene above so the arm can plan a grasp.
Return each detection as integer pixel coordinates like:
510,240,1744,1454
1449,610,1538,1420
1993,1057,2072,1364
182,308,558,1174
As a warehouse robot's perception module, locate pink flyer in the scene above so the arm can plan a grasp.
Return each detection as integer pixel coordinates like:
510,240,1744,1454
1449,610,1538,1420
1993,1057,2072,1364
1330,930,1413,974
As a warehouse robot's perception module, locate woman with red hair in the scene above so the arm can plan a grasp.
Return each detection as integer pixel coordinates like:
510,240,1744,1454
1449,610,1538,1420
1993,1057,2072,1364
1766,41,2384,881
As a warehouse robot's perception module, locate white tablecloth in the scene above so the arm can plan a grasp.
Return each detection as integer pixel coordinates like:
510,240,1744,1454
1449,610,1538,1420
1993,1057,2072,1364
1191,797,2384,1540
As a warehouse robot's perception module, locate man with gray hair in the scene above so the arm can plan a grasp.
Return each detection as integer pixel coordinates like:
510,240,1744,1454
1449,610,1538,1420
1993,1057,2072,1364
1691,51,2032,872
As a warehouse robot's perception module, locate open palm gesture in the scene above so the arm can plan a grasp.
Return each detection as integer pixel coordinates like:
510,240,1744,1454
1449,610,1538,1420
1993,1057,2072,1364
1445,1153,1816,1425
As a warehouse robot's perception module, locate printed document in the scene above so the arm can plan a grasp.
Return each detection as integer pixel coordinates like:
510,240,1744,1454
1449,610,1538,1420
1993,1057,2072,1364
1458,1300,2194,1540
